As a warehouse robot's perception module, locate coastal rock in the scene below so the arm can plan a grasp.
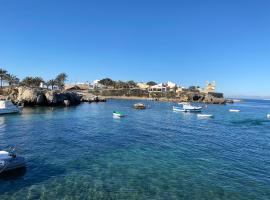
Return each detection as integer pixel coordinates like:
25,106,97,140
203,93,226,104
17,87,39,105
8,87,83,106
45,91,58,105
81,93,106,102
37,94,47,105
64,100,71,106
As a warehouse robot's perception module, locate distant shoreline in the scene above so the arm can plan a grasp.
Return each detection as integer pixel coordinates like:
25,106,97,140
101,96,153,101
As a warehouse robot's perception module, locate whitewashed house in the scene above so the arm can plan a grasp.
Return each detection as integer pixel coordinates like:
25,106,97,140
89,80,107,90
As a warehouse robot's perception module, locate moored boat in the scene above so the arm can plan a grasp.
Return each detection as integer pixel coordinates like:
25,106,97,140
134,103,146,109
197,114,214,118
0,150,26,174
182,104,202,112
229,109,240,112
113,111,124,117
0,100,22,115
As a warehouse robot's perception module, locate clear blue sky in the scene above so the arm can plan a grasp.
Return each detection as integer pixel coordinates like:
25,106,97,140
0,0,269,96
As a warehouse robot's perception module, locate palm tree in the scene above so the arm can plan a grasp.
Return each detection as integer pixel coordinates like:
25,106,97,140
6,74,20,86
47,79,57,90
21,77,34,87
21,76,44,87
33,77,44,87
56,73,68,90
0,68,7,88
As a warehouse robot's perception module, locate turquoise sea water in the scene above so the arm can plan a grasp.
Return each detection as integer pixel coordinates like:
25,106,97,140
0,99,270,199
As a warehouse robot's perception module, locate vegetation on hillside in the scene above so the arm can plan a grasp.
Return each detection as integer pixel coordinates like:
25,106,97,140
0,67,68,90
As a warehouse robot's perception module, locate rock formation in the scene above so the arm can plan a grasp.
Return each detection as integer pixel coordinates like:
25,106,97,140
8,87,82,106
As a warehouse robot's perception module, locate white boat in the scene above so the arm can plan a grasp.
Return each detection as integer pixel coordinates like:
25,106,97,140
0,150,26,174
182,104,202,112
229,109,240,112
113,111,124,118
0,100,22,115
267,114,270,119
197,114,214,118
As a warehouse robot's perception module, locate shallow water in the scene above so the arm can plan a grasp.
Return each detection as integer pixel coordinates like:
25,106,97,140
0,99,270,199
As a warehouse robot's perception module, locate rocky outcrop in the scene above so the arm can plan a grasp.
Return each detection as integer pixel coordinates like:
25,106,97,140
8,87,82,106
6,87,107,106
81,93,106,102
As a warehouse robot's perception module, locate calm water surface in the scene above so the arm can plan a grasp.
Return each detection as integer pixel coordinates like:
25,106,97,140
0,99,270,199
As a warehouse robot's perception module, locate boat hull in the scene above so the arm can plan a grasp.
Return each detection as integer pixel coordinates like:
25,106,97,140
229,109,240,112
0,108,20,115
0,156,26,173
197,114,214,118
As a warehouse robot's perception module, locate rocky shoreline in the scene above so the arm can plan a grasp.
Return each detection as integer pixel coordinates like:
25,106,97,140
102,92,228,104
4,87,106,106
1,87,232,107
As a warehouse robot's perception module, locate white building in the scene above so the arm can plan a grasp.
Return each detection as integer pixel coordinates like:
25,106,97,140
89,80,107,90
167,81,177,88
148,83,167,93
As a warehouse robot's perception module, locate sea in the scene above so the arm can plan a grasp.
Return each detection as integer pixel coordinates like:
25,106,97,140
0,99,269,199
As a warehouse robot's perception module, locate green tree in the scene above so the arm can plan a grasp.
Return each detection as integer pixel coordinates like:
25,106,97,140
127,80,137,88
56,73,68,90
47,79,57,90
146,81,157,86
98,78,115,87
21,76,44,87
6,74,20,86
0,68,7,88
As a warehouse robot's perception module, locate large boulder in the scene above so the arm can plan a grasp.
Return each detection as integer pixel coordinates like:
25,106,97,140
17,87,39,105
45,91,58,105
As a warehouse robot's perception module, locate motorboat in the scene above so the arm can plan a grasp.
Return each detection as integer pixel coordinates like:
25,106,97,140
267,114,270,119
173,106,183,112
0,150,26,174
182,104,202,112
197,114,214,118
134,103,146,109
229,109,240,112
0,100,22,115
113,111,124,118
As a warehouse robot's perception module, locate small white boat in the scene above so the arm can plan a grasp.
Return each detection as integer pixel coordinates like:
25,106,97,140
182,104,202,112
134,103,146,109
0,100,22,115
113,111,124,118
0,150,26,174
229,109,240,112
197,114,214,118
267,114,270,119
